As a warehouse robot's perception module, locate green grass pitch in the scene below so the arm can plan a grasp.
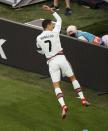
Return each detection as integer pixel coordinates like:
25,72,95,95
0,64,108,131
0,1,108,130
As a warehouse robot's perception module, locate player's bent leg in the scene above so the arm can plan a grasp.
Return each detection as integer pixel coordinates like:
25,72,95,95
53,81,68,119
49,62,68,119
68,75,90,106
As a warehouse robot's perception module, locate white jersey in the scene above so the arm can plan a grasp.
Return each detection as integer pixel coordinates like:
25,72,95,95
36,12,73,82
36,12,63,59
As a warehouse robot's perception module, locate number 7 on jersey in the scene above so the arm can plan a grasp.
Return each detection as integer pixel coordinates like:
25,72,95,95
44,40,52,52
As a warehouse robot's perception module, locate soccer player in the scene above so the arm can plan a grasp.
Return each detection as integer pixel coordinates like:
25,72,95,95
66,25,108,47
36,5,90,119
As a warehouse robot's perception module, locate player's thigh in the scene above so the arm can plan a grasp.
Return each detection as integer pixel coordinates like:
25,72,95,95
49,61,61,83
61,58,74,77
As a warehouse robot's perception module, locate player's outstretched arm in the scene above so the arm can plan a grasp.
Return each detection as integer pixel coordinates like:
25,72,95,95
42,5,54,13
42,5,62,33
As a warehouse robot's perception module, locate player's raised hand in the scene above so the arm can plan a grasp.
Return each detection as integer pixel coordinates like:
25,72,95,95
42,5,54,13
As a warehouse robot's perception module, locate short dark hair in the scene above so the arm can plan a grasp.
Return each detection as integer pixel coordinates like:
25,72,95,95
42,19,52,30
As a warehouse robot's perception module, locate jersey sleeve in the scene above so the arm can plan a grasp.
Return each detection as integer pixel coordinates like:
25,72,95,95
36,37,44,55
52,12,62,34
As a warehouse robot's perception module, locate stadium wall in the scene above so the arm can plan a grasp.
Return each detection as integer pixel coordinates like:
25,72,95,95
0,18,108,91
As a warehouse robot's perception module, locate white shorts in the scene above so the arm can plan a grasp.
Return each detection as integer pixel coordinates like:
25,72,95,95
48,55,74,83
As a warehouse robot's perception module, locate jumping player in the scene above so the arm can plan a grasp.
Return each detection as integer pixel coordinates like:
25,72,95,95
36,5,90,119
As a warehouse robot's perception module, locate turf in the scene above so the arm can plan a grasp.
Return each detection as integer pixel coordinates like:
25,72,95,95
0,1,108,131
0,64,108,131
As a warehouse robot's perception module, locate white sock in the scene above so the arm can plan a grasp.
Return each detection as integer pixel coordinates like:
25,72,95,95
78,92,85,100
55,87,65,107
72,80,85,99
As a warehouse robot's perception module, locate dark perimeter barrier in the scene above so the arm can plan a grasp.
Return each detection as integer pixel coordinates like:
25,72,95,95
0,18,108,91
